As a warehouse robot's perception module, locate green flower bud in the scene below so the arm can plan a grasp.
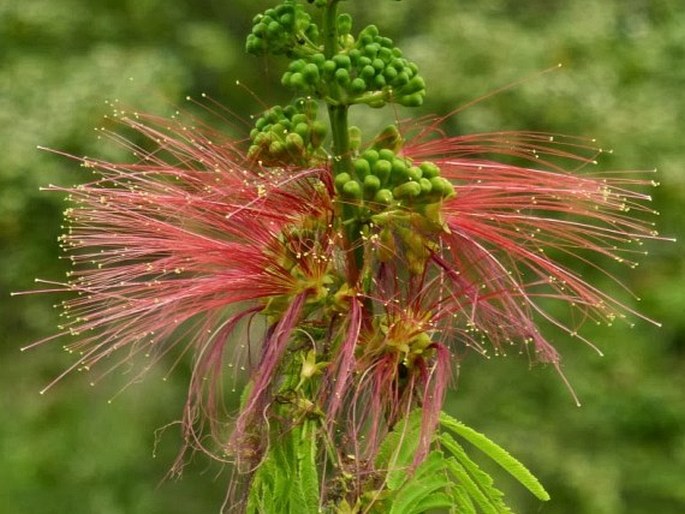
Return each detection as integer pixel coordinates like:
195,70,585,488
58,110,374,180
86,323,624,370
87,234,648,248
419,177,433,194
271,122,286,136
333,54,351,69
378,149,395,162
360,25,380,38
373,159,392,184
419,162,440,179
292,113,308,125
281,71,292,87
335,68,350,86
311,53,326,66
383,66,398,81
342,180,362,199
290,72,306,89
255,117,267,131
302,63,320,84
373,125,403,152
245,36,263,54
280,13,294,29
294,122,310,141
253,22,268,37
407,165,423,182
340,34,355,48
379,47,392,61
285,132,305,153
374,188,394,205
373,74,387,88
390,158,408,180
398,92,425,107
363,175,381,196
372,58,385,72
364,43,381,58
361,65,376,81
393,71,409,87
429,177,455,198
269,140,285,155
349,126,363,151
354,158,371,180
393,181,422,199
334,172,352,191
266,20,282,38
337,13,353,35
322,60,337,76
254,132,268,146
350,78,367,94
362,149,379,166
401,75,426,95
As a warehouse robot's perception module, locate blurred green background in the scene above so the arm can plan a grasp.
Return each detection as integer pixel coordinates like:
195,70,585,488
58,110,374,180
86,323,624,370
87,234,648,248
1,0,683,512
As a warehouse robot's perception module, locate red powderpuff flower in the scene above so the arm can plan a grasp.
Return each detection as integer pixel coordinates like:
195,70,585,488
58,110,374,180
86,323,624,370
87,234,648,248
21,103,662,481
23,110,339,462
403,123,662,379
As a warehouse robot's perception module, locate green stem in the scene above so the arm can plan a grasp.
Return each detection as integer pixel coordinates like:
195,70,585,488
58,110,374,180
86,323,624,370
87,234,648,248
322,0,363,284
322,0,341,60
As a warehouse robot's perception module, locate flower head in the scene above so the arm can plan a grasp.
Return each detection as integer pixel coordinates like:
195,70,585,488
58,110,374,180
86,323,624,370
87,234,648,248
24,103,661,486
20,3,665,509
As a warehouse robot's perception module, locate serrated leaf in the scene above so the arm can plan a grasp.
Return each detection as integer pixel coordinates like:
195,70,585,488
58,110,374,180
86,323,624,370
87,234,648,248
440,412,550,501
412,491,455,513
296,420,321,513
450,484,477,514
386,451,452,514
445,457,501,514
439,432,511,512
375,409,423,490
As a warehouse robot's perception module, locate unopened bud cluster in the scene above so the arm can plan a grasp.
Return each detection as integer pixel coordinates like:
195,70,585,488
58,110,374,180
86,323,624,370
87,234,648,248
245,1,319,57
281,22,426,107
248,98,328,165
334,142,454,208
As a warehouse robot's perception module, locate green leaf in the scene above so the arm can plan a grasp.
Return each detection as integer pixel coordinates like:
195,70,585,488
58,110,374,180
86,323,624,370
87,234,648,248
247,420,322,514
375,409,423,490
439,432,510,512
444,457,501,514
387,451,454,514
439,412,550,502
411,491,455,513
295,420,321,513
450,484,477,514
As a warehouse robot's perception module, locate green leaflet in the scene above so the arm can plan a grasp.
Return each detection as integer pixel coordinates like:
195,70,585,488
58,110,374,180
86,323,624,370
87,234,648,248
411,491,455,513
439,432,511,512
389,452,451,514
439,412,550,502
246,421,320,514
296,420,321,513
450,484,477,514
374,409,423,491
444,457,501,514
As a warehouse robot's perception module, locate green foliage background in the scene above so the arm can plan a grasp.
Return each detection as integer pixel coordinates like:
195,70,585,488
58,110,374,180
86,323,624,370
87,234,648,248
1,1,683,512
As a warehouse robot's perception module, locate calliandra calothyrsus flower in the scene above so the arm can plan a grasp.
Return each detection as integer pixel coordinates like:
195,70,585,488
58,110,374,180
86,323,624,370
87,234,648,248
20,104,663,472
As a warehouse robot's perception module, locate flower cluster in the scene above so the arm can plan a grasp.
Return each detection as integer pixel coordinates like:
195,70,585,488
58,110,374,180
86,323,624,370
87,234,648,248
27,0,662,511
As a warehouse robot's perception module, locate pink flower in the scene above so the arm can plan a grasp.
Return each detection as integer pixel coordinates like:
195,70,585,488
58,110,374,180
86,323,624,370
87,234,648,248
23,105,661,486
